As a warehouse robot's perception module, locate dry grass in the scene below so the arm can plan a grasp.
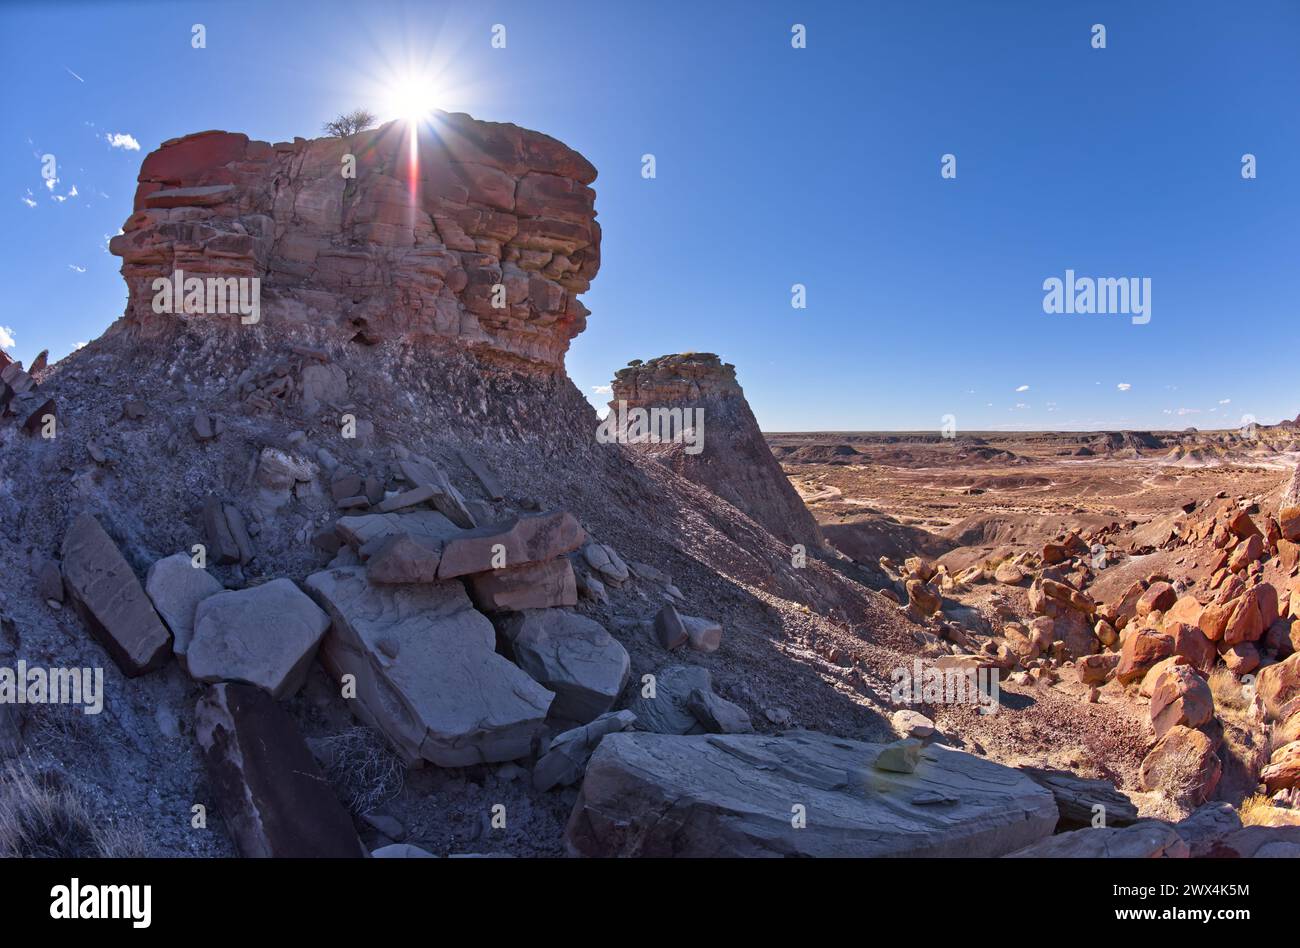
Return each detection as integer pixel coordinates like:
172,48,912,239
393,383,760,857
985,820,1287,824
0,764,150,858
308,726,405,815
1238,793,1276,826
1208,667,1251,717
1145,743,1217,818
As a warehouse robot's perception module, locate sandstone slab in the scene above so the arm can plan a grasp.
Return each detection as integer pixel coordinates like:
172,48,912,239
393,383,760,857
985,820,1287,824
187,578,330,699
437,510,584,578
144,552,224,670
61,513,171,676
195,683,364,858
498,609,629,723
565,731,1058,857
305,566,553,765
467,557,577,612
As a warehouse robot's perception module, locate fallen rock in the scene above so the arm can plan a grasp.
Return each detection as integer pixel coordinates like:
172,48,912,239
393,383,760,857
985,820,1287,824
1005,821,1188,858
533,710,637,792
397,458,475,528
437,510,584,578
1077,652,1120,685
565,731,1058,857
467,557,577,612
582,542,630,585
144,552,223,670
1174,803,1242,858
1149,663,1214,737
892,709,936,739
1139,725,1221,804
685,687,754,734
1261,741,1300,794
1019,766,1139,830
1257,653,1300,720
626,664,712,734
195,683,364,857
364,532,443,584
874,738,922,773
187,579,330,699
498,609,629,723
305,566,553,765
61,513,172,676
1116,629,1175,685
652,603,688,651
202,497,254,565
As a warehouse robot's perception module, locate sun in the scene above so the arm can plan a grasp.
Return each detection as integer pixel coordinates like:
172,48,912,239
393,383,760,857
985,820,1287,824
380,72,444,126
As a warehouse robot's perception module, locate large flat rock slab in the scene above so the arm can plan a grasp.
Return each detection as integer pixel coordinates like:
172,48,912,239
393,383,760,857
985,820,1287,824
305,566,554,766
565,731,1058,857
499,609,629,723
195,683,364,858
437,510,585,578
144,552,223,671
187,578,330,699
61,513,171,676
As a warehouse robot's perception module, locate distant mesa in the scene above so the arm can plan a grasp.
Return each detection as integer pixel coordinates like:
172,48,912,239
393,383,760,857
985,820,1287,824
608,353,822,549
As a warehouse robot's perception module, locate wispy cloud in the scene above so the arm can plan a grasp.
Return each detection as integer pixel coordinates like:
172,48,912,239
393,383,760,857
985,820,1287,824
105,132,140,151
1116,382,1131,391
20,190,36,208
1015,384,1029,392
68,264,86,273
1219,398,1231,405
0,326,15,350
590,384,612,395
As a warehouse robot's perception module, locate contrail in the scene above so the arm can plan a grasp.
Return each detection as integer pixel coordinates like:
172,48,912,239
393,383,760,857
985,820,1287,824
64,66,84,82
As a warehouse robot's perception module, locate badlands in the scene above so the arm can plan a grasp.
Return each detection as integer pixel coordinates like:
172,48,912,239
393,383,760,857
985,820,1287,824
0,113,1297,859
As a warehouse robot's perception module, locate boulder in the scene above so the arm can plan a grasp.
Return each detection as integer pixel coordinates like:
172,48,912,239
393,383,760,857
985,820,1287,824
305,566,553,765
187,579,330,699
1220,641,1260,675
195,683,364,857
565,731,1058,857
685,687,754,734
1222,586,1265,646
1137,581,1177,618
364,532,443,584
498,609,629,723
1261,741,1300,794
1116,629,1174,685
1076,652,1120,685
60,513,171,676
874,738,923,774
467,557,577,612
1168,622,1216,677
582,542,630,585
906,579,941,616
1200,825,1300,858
1139,725,1221,804
652,603,688,651
144,552,223,671
532,710,637,792
437,510,584,578
1019,766,1138,830
626,664,712,735
1257,653,1300,720
1006,821,1188,858
682,615,723,653
396,458,475,528
1174,803,1242,858
1149,663,1214,738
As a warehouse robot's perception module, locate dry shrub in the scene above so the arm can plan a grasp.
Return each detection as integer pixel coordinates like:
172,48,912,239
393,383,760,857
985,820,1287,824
0,764,149,858
308,726,405,815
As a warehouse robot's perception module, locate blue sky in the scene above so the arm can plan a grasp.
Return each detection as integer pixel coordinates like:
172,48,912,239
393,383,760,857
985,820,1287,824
2,0,1297,431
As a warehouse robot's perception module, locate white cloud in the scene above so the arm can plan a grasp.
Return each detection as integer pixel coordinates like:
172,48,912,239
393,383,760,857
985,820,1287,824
105,132,140,151
1015,384,1029,392
44,177,56,191
20,191,36,208
68,264,86,273
0,326,14,349
590,384,612,395
73,341,87,351
1116,383,1131,391
1219,398,1231,405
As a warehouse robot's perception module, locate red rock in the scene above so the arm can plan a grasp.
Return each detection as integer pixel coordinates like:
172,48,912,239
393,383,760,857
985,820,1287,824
1261,742,1300,795
1137,581,1177,618
1257,654,1300,720
1139,726,1221,804
1228,534,1264,572
1168,622,1216,676
1280,506,1300,543
1222,587,1265,646
1077,652,1120,685
1219,641,1260,675
1116,629,1175,685
60,514,171,676
139,130,250,184
1150,663,1214,737
436,510,585,579
467,558,577,611
1226,509,1262,539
